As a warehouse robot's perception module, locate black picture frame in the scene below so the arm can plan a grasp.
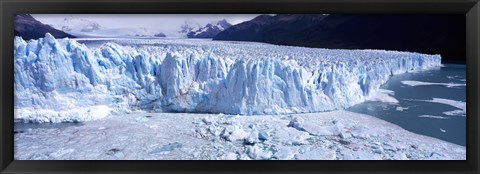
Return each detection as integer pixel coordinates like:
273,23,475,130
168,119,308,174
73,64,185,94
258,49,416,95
1,0,479,173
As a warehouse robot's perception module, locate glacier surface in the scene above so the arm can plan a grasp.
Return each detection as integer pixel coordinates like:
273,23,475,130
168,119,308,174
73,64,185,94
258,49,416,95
14,33,441,123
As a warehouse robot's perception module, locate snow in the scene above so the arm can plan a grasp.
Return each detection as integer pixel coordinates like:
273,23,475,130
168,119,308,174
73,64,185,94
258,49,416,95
14,33,441,123
14,110,466,160
194,27,210,35
401,80,465,88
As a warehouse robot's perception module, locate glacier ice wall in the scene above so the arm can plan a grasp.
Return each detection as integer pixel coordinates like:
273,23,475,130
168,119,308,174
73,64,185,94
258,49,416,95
14,33,441,123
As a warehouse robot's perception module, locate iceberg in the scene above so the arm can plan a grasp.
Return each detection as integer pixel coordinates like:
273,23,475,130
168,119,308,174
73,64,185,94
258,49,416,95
14,33,441,123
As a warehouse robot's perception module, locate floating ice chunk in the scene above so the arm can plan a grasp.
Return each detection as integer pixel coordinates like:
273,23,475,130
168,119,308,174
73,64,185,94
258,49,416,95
430,98,466,111
407,98,466,117
401,80,465,88
446,75,462,80
424,98,466,115
396,106,409,111
443,110,465,116
368,89,399,104
418,115,450,119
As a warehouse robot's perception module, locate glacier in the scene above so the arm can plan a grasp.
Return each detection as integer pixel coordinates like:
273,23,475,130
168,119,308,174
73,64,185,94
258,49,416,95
14,33,441,123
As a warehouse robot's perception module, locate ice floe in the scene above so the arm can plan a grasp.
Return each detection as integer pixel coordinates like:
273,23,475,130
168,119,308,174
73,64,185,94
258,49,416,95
14,110,465,160
369,89,399,104
418,115,450,119
401,80,465,88
426,98,466,116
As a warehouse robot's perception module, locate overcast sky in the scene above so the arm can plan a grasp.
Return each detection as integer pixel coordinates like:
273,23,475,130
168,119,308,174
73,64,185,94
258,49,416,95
32,14,262,37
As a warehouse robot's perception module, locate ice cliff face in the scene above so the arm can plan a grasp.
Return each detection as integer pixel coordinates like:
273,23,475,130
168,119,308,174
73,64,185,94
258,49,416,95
14,33,441,123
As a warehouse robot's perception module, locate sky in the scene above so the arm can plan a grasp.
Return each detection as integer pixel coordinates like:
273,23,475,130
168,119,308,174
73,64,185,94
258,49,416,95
32,14,262,37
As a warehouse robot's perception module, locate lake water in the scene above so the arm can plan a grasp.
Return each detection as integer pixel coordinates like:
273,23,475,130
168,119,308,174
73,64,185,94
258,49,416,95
348,64,466,146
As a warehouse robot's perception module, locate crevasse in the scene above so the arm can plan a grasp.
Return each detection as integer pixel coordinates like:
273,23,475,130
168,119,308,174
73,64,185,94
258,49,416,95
14,33,441,123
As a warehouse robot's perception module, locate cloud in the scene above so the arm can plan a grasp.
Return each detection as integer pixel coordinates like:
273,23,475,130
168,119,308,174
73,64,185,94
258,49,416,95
31,14,261,37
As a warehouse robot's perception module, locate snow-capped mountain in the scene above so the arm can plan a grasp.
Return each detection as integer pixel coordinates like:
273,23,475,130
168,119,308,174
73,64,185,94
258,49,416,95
14,14,76,40
69,27,153,38
13,33,441,123
181,19,232,38
154,33,167,37
179,21,201,34
52,16,153,38
57,16,105,33
214,14,465,62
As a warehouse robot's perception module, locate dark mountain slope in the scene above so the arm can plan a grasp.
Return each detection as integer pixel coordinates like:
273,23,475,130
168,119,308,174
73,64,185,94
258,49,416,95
14,14,76,40
214,14,465,63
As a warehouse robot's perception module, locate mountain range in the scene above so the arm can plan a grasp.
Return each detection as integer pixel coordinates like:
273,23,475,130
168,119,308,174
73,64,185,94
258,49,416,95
57,16,105,33
214,14,466,62
14,14,465,63
181,19,232,38
14,14,76,40
58,17,153,38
